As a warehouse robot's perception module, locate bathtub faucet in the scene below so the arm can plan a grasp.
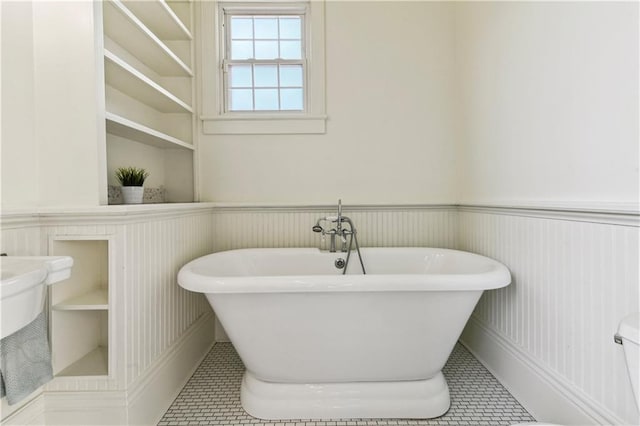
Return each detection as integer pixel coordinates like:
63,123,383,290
312,200,366,274
312,220,343,252
312,199,352,253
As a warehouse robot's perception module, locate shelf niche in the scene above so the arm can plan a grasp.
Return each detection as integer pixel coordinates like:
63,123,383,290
49,238,110,377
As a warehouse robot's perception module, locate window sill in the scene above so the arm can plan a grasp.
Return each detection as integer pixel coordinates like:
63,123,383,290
201,114,327,135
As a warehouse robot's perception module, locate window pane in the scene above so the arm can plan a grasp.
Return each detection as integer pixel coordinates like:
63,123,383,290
255,89,279,110
231,17,253,39
254,65,278,87
254,17,278,39
230,89,253,111
229,65,252,87
279,17,301,39
279,65,303,87
231,41,253,60
224,12,308,113
279,41,301,59
280,88,303,110
254,41,278,59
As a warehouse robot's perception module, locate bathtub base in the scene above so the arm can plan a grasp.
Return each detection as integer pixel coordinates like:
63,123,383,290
240,370,451,420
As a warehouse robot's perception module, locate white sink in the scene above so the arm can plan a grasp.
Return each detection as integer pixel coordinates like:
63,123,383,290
0,256,73,339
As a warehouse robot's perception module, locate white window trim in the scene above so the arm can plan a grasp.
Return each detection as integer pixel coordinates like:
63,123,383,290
199,0,326,135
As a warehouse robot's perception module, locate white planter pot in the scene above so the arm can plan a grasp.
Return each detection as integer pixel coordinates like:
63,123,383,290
121,186,144,204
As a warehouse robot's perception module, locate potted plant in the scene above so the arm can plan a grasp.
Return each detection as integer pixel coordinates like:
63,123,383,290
116,166,149,204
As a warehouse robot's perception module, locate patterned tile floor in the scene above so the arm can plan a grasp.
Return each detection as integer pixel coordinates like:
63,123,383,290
159,342,535,426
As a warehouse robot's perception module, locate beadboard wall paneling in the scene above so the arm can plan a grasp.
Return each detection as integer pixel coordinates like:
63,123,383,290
0,222,41,255
458,208,639,425
122,212,214,386
212,206,458,252
3,204,638,425
0,209,215,397
0,219,44,421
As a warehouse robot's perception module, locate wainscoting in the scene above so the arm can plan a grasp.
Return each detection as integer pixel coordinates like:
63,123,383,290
1,203,637,425
458,205,639,425
211,204,458,251
1,205,216,425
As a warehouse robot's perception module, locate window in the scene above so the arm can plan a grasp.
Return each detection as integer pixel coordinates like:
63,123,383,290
225,13,305,112
199,1,326,134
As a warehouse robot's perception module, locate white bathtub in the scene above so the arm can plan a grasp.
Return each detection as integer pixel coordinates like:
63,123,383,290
178,247,511,420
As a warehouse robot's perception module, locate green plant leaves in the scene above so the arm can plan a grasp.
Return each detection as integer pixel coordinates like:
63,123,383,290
115,166,149,186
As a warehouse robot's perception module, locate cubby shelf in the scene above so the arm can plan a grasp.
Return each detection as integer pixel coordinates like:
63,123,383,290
53,289,108,311
106,112,194,150
105,50,192,113
49,238,110,378
103,0,193,77
123,0,192,41
57,347,109,377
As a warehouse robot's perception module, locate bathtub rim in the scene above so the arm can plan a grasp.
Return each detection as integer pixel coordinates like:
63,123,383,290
178,247,512,294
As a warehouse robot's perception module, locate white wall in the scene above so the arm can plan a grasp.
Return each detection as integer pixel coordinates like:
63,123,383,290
1,1,39,209
198,1,458,204
456,2,639,207
32,1,104,207
1,1,104,210
199,0,639,208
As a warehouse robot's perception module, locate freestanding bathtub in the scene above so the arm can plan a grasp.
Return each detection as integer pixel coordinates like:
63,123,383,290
178,247,511,420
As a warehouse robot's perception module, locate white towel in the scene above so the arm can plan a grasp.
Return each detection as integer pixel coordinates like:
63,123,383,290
0,311,53,405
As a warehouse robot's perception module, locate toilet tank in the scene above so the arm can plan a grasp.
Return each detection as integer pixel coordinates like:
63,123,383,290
618,312,640,411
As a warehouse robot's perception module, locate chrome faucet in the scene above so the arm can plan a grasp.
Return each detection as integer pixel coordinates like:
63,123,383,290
312,199,347,252
312,199,366,274
312,220,340,252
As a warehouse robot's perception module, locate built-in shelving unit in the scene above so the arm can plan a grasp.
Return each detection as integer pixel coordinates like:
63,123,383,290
102,0,196,204
49,238,111,377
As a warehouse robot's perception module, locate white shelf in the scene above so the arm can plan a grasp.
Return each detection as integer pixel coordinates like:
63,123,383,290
123,0,192,40
106,112,194,150
57,347,108,377
103,0,192,77
105,50,192,113
53,289,108,311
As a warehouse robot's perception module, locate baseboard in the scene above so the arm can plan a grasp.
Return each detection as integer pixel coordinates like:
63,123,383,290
43,391,127,425
1,393,45,425
22,313,215,425
460,316,626,425
127,312,216,425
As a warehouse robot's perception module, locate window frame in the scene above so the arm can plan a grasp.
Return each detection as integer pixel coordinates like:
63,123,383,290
199,0,326,135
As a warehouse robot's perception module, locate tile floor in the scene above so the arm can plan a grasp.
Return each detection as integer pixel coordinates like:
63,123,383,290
159,342,535,426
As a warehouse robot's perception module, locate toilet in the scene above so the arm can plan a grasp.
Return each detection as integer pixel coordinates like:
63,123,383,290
616,312,640,411
514,312,639,426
